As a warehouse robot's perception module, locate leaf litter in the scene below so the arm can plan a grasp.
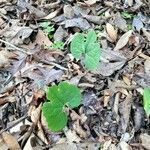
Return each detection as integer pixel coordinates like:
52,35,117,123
0,0,150,149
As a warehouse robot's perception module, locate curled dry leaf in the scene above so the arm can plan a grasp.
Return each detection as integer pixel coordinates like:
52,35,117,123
2,132,21,150
114,30,132,51
106,23,117,42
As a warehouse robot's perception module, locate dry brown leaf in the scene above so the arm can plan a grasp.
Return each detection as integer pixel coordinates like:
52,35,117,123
114,30,132,51
65,129,81,143
35,30,52,46
73,120,87,138
2,132,21,150
106,23,117,42
0,50,16,68
30,103,42,124
140,133,150,150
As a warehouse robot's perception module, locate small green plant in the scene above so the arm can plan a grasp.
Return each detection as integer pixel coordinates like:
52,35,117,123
143,87,150,116
42,82,81,132
51,41,64,50
39,21,55,35
121,11,134,19
70,29,101,70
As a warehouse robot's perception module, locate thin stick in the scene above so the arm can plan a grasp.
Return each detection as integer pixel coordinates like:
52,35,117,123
0,39,31,55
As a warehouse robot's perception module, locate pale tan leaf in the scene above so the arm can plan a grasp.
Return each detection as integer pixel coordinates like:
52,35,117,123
118,141,132,150
84,0,97,5
114,30,132,51
35,30,52,46
30,103,42,124
140,133,150,150
106,23,117,42
2,132,21,150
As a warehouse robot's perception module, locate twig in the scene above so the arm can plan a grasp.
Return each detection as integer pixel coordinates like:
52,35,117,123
0,39,31,55
0,115,28,134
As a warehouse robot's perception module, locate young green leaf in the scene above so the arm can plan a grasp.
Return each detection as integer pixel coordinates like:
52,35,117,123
42,102,67,132
70,33,85,59
84,43,100,70
143,87,150,116
42,82,81,132
70,30,100,70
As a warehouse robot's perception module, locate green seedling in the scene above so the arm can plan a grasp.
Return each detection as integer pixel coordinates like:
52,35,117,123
51,41,64,50
42,82,81,132
121,11,134,19
143,87,150,117
70,29,101,70
39,21,55,36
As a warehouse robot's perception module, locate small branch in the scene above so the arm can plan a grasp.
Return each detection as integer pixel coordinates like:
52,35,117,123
0,39,31,55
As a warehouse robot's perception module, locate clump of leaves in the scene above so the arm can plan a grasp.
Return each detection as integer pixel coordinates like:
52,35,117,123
70,29,101,70
143,87,150,116
51,41,64,50
39,21,55,36
42,82,81,132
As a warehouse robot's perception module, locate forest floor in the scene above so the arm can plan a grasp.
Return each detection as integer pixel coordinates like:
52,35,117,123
0,0,150,149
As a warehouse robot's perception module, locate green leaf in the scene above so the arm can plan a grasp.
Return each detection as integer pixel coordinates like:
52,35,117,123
42,102,67,132
70,33,85,59
40,22,50,28
84,43,100,70
42,82,81,131
46,82,81,108
70,30,101,70
143,87,150,116
85,29,97,48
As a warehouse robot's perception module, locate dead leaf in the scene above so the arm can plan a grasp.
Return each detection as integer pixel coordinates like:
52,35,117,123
132,17,143,32
125,0,133,6
114,30,132,51
0,50,11,68
114,16,127,31
54,26,68,42
35,29,52,46
83,15,104,25
118,141,132,150
84,0,97,6
64,18,91,30
65,129,81,143
106,23,117,42
142,28,150,41
119,94,132,133
43,8,62,20
93,48,126,76
30,103,42,124
140,133,150,150
144,60,150,75
2,132,21,150
63,5,74,19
